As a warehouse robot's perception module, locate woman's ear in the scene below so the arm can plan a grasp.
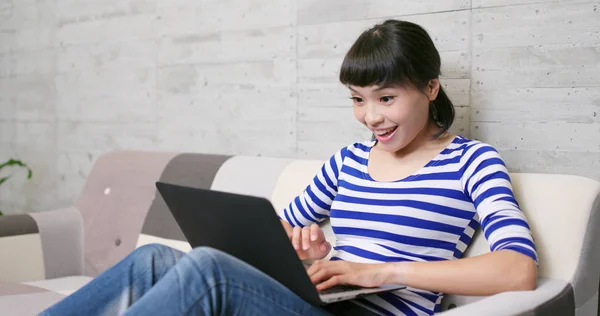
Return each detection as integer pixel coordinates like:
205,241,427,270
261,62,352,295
426,78,440,101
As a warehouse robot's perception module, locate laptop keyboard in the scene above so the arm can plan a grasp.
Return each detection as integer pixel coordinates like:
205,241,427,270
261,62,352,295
319,284,363,295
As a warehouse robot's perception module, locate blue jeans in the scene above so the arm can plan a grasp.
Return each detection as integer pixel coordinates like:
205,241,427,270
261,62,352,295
39,244,369,316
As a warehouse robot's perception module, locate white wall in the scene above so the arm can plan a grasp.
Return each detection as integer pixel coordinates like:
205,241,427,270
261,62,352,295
0,0,598,214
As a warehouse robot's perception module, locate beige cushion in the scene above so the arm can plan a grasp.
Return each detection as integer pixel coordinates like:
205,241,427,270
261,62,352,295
211,156,293,200
271,160,324,214
0,234,45,283
271,160,336,259
464,173,600,282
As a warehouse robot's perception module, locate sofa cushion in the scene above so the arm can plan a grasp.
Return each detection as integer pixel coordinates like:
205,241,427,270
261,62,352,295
210,156,293,200
141,154,231,244
0,214,46,283
29,207,84,280
0,282,47,296
439,278,573,315
0,282,64,316
0,292,65,316
136,234,192,253
23,276,93,296
75,151,180,276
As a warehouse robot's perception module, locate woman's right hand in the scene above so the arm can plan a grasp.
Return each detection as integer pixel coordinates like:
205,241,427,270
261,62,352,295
281,220,332,260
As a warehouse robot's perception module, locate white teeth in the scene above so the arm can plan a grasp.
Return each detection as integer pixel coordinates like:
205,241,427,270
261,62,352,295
374,127,396,136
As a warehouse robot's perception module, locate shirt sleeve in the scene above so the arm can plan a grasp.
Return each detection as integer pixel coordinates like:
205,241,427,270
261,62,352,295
279,147,347,228
461,143,538,263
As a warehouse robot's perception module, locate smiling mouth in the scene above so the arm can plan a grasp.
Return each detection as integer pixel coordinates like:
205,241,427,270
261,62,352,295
373,126,397,137
373,126,398,142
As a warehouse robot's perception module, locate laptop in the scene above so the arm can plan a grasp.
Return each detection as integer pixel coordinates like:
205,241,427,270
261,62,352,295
155,182,405,306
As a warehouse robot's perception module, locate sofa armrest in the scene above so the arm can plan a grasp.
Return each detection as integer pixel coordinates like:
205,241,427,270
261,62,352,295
0,207,84,282
439,278,574,316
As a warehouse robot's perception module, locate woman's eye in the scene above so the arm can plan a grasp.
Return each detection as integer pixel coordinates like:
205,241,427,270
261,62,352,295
350,97,363,103
380,96,395,103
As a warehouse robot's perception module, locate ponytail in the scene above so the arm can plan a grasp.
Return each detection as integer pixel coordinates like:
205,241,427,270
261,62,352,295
430,85,455,138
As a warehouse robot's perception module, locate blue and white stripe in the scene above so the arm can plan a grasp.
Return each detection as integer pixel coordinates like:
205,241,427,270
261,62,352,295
281,136,537,315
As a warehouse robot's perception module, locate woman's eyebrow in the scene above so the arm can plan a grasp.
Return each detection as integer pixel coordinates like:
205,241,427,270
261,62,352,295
347,85,399,94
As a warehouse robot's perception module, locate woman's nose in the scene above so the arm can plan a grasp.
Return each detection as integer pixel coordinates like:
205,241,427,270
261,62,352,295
365,105,384,126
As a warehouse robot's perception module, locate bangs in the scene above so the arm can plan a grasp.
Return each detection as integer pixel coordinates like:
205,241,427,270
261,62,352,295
339,30,412,88
338,19,454,138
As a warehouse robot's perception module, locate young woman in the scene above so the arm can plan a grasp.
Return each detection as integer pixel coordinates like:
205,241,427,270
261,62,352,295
40,19,537,316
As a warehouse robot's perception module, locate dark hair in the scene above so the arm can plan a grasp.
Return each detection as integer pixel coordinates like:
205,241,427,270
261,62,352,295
339,20,454,138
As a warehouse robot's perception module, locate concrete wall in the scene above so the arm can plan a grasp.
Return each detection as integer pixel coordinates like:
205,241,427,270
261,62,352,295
0,0,598,214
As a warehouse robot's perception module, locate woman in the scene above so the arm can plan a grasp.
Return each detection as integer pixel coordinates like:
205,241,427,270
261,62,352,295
40,19,537,316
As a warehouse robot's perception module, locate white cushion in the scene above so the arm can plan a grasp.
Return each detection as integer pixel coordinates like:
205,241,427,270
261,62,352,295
136,233,192,253
23,276,93,296
0,292,66,316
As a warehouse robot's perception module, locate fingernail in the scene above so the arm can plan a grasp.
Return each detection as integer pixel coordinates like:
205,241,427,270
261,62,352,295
311,235,317,241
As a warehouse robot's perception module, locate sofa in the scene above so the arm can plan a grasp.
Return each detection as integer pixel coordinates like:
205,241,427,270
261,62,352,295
0,150,599,315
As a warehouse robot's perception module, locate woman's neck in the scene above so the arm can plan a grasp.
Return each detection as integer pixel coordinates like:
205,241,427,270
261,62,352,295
389,122,449,159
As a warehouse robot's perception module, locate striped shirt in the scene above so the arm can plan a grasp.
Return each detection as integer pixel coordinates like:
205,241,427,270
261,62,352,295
281,135,537,316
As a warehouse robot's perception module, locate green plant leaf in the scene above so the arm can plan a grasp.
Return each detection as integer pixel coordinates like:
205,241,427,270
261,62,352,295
0,159,33,181
0,176,11,186
0,159,32,216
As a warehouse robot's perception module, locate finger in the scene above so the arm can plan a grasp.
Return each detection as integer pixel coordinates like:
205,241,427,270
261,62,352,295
310,224,320,241
317,275,345,291
308,261,343,283
302,226,311,250
292,227,301,250
316,224,326,242
309,266,333,285
306,260,321,276
319,241,332,254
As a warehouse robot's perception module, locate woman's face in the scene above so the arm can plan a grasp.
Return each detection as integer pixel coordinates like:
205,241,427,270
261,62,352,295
349,80,439,153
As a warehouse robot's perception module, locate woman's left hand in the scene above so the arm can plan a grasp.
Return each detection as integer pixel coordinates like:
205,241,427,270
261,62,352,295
307,260,391,291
